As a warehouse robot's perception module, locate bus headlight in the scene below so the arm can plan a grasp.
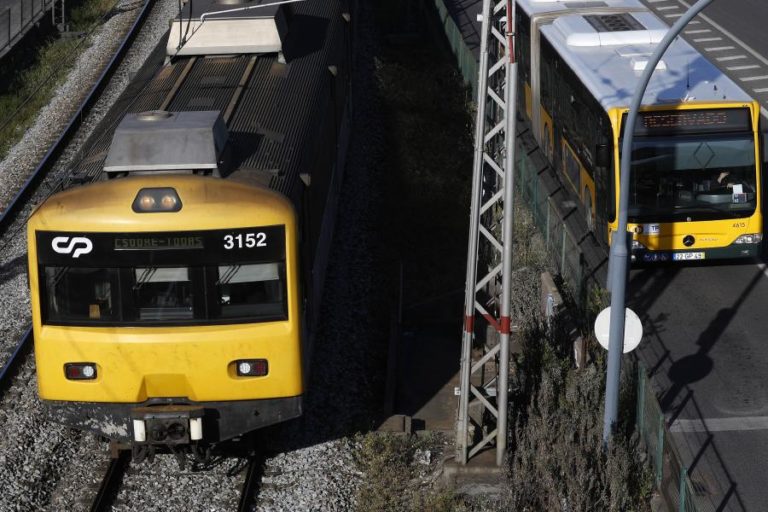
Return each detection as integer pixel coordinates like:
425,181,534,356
631,240,647,250
733,234,762,244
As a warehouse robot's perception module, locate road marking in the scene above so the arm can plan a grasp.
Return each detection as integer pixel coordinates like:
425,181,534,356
727,65,761,71
754,88,768,93
758,264,768,279
716,55,747,62
665,13,683,18
657,5,679,10
740,76,768,82
693,37,721,42
678,0,768,69
670,416,768,433
673,0,768,117
705,46,736,52
685,29,711,34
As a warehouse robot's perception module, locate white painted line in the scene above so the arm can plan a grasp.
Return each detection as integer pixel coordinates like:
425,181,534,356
727,65,761,71
705,46,736,52
657,5,679,10
693,37,721,42
647,0,667,3
740,76,768,82
685,29,711,34
678,0,768,69
665,13,683,18
754,88,768,93
670,416,768,433
716,55,748,62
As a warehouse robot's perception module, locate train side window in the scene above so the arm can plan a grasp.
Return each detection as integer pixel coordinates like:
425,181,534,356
213,263,287,321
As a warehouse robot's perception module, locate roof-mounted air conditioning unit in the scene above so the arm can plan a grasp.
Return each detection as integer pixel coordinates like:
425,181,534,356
104,110,228,176
554,12,666,47
167,0,289,58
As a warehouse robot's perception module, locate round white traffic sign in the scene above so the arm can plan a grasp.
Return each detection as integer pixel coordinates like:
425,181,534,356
594,307,643,353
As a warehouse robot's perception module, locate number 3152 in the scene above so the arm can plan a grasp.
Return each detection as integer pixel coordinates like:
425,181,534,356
224,232,267,250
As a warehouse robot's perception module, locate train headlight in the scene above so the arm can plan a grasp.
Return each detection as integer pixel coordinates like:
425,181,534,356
734,233,762,244
64,363,97,380
235,359,269,377
132,188,182,213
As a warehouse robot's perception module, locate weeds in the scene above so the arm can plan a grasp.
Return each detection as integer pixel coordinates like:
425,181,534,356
353,432,465,512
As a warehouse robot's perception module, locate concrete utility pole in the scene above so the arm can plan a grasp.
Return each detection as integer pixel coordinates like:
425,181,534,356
603,0,715,445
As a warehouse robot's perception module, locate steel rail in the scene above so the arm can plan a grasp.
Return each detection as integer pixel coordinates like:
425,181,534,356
0,326,32,397
0,0,157,235
89,450,131,512
237,455,263,512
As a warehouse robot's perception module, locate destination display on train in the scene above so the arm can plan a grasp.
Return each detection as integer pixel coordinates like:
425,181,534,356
36,226,286,266
626,108,751,135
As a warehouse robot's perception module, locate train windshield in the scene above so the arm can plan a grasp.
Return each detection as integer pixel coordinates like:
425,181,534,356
42,262,287,326
626,134,756,222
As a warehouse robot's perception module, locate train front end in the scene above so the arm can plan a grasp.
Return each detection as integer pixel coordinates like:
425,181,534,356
27,174,302,448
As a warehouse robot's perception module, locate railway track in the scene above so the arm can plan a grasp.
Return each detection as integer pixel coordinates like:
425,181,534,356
238,454,264,512
0,326,31,397
89,451,131,512
0,0,156,234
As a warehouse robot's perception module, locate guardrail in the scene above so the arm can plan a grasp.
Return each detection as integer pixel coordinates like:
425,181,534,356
0,0,55,56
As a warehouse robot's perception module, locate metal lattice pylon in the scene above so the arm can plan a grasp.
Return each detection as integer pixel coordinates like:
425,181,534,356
456,0,517,466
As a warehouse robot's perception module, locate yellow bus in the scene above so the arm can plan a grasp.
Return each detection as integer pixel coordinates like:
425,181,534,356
516,0,762,262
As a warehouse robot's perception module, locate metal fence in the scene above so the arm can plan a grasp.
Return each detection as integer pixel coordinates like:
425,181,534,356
515,137,596,308
637,364,702,512
0,0,54,55
431,0,479,97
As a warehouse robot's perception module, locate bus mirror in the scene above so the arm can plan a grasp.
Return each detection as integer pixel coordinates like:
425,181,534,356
595,144,610,168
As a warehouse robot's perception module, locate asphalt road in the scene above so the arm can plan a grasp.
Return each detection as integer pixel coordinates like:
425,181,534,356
633,2,768,510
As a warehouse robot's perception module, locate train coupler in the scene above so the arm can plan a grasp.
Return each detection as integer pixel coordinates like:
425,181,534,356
130,405,204,445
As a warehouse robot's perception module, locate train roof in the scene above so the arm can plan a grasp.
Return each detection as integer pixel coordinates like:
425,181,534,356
69,0,347,200
516,0,752,110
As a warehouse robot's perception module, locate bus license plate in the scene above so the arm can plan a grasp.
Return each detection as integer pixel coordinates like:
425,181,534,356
673,252,705,261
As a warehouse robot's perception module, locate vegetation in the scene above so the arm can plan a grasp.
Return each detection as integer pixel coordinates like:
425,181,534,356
0,0,119,159
353,433,466,512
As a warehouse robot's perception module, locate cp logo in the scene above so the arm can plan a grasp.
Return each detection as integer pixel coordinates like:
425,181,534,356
51,236,93,258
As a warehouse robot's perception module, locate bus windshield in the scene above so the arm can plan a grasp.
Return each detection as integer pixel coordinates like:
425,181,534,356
626,134,756,222
42,262,287,326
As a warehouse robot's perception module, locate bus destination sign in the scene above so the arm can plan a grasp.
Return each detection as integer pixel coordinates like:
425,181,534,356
627,108,751,136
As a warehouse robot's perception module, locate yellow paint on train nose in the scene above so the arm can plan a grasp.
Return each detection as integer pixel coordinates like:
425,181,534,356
141,374,193,399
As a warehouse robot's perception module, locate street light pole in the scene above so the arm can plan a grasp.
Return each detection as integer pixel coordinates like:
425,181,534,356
603,0,715,446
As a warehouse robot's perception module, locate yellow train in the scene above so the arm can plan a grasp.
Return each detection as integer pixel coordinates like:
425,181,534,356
27,0,350,453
